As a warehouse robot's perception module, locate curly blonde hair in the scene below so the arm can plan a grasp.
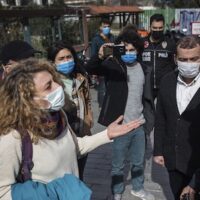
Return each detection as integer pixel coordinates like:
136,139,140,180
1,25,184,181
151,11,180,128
0,58,66,141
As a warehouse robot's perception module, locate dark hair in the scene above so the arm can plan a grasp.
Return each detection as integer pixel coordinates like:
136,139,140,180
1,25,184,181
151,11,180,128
150,14,165,25
177,35,200,50
47,41,77,63
100,18,111,26
47,40,84,74
115,31,144,54
119,24,138,36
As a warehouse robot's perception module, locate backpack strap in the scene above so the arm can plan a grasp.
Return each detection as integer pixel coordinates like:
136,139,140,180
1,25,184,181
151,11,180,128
16,131,34,183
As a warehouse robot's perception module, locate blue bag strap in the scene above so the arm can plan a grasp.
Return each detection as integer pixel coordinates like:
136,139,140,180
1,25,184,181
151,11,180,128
16,130,34,183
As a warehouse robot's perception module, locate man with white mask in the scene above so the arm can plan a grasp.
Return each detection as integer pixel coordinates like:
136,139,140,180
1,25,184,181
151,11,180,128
153,35,200,200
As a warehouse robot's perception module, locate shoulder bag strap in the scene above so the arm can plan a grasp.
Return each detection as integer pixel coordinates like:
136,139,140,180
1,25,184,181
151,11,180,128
16,131,34,183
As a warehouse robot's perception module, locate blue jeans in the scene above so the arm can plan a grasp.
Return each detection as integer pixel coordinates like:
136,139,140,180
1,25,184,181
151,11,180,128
111,126,145,194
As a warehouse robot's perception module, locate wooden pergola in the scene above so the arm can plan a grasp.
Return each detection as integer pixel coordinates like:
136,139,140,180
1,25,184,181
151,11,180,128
0,5,143,52
86,5,143,27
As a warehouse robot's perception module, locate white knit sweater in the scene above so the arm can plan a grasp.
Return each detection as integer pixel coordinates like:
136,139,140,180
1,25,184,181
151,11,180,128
0,125,111,200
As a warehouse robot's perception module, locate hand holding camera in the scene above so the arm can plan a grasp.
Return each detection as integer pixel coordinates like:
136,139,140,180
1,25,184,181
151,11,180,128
180,186,195,200
98,43,125,59
181,193,190,200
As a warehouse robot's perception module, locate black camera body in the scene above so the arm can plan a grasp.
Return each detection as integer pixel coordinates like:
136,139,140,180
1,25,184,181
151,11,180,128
181,193,190,200
103,44,125,58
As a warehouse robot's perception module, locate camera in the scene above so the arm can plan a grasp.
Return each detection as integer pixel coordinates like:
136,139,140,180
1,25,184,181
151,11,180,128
181,193,190,200
103,44,125,58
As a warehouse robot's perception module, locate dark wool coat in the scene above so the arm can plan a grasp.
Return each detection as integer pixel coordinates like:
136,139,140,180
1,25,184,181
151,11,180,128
154,71,200,176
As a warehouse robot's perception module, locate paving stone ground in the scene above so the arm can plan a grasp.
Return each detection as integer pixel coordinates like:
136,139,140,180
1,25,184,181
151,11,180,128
84,88,174,200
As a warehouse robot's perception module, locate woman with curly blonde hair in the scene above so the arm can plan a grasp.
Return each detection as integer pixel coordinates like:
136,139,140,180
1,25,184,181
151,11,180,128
0,58,140,200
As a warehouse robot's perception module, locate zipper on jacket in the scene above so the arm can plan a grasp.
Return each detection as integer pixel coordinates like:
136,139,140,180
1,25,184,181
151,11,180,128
153,51,156,89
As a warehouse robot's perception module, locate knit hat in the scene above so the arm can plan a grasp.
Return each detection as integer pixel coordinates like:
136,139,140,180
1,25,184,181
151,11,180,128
0,40,41,65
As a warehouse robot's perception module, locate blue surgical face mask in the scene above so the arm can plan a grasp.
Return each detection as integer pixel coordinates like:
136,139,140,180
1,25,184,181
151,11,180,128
56,60,75,75
121,51,137,64
102,27,110,35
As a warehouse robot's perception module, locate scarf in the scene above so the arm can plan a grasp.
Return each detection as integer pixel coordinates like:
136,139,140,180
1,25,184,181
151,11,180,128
41,111,65,139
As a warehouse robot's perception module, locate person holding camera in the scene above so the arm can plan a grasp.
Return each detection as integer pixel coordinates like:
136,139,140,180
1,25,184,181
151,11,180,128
85,31,155,200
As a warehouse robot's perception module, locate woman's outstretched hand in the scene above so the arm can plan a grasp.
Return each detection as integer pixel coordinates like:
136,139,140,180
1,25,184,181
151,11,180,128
107,115,141,139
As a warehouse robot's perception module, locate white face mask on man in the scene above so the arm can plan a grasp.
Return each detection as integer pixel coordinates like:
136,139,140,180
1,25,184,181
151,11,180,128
44,86,65,111
177,61,200,78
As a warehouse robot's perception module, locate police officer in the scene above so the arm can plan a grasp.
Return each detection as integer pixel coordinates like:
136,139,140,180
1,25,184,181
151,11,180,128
141,14,176,99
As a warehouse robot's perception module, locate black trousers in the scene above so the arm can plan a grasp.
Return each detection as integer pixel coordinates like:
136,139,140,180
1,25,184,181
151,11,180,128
168,170,200,200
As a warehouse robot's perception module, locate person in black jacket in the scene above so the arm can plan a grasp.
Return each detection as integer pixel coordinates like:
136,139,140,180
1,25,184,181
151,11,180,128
86,31,155,200
153,35,200,200
141,14,176,99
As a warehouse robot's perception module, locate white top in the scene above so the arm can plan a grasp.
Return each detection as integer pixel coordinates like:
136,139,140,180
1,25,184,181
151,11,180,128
176,73,200,114
0,121,111,199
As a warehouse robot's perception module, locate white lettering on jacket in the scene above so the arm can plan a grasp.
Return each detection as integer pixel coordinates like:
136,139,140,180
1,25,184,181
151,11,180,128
158,52,168,58
142,52,151,61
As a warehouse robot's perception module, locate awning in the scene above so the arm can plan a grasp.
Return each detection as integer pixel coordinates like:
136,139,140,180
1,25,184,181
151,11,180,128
87,5,143,15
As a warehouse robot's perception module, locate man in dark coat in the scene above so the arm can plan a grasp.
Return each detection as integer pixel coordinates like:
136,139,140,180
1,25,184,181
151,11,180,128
154,35,200,200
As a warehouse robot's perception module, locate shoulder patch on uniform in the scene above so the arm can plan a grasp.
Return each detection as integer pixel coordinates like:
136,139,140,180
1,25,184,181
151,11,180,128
144,41,149,48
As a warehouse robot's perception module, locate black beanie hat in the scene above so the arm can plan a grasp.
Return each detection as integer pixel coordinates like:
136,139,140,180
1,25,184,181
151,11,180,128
0,40,40,65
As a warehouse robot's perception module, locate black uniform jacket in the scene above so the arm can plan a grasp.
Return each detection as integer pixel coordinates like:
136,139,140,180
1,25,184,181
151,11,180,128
141,36,176,89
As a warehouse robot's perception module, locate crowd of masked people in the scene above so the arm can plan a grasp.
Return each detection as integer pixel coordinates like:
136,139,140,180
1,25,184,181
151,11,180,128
0,13,200,200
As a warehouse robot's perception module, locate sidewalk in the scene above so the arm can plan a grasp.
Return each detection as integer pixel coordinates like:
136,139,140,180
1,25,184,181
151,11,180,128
84,88,174,200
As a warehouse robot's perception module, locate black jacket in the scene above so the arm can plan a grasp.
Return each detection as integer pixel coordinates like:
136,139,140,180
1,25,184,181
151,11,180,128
141,36,176,89
85,55,155,135
154,71,200,176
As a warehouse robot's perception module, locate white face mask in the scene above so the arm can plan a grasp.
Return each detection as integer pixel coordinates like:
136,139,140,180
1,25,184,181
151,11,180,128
44,86,65,111
177,61,200,78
